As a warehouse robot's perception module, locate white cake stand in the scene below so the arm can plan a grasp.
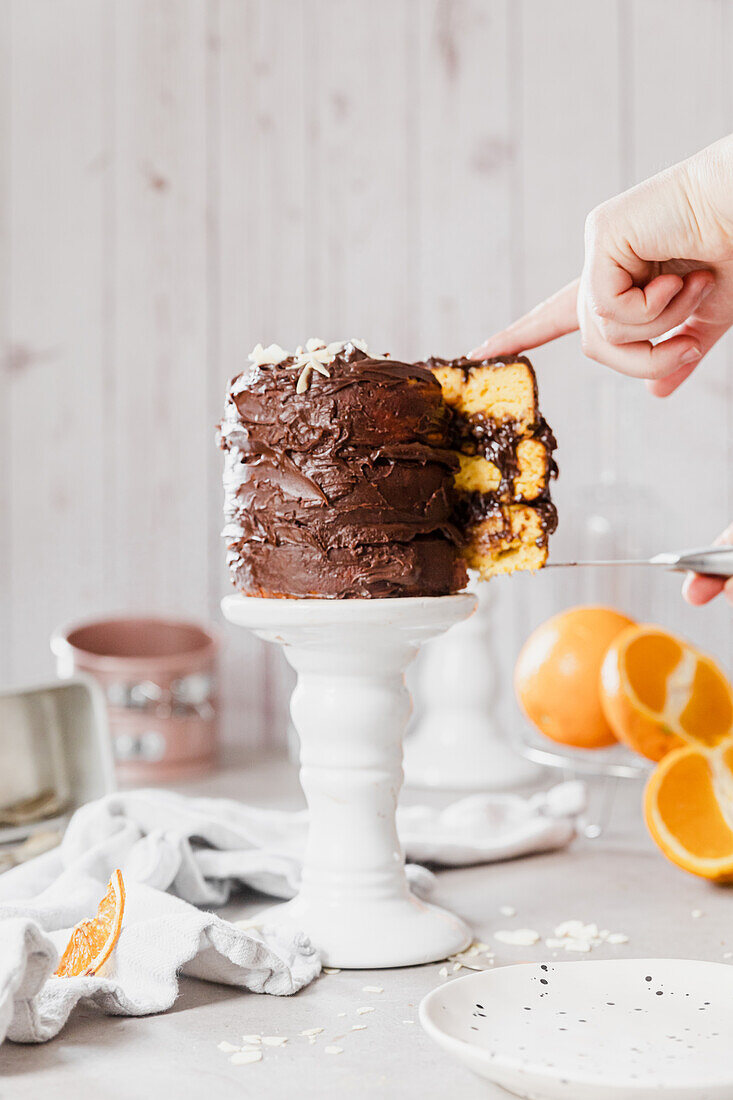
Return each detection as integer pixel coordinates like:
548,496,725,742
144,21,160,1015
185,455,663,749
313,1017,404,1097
221,593,476,969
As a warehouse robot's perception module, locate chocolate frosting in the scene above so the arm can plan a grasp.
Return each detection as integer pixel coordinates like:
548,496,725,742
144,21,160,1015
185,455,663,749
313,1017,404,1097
218,345,467,598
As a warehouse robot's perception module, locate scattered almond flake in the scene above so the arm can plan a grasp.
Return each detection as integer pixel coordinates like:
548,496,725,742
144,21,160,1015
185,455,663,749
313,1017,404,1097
230,1050,262,1065
362,985,383,994
545,938,564,949
306,337,327,351
300,1028,324,1037
324,1046,343,1056
452,962,462,972
242,1035,261,1045
692,909,704,919
475,941,491,952
322,966,341,975
351,1024,367,1031
495,929,540,947
261,1036,287,1047
554,920,585,939
438,966,449,978
499,906,516,917
217,1040,241,1053
564,938,592,953
606,933,629,945
356,1006,375,1015
247,342,289,368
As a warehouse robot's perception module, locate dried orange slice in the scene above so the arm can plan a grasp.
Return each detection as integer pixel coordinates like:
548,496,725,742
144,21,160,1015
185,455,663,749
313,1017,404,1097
55,869,125,978
644,739,733,880
600,625,733,762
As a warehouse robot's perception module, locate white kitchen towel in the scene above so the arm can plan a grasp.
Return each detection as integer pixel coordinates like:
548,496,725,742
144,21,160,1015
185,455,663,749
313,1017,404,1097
0,877,319,1046
0,780,583,1046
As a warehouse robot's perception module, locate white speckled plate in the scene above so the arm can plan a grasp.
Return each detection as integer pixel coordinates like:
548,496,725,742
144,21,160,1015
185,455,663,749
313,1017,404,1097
419,959,733,1099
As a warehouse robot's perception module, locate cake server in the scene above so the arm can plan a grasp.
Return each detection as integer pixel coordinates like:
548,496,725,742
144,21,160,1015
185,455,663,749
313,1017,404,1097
548,545,733,578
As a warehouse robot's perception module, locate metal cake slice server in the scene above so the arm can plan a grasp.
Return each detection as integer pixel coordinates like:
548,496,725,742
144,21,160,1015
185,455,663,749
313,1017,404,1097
548,545,733,578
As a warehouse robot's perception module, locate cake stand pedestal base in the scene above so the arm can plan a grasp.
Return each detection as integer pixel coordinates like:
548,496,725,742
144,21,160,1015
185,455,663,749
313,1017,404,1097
221,593,476,969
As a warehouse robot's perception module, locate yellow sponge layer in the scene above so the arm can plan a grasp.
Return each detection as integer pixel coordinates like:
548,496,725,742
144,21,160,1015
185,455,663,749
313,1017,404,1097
433,361,537,431
454,438,548,501
461,506,548,579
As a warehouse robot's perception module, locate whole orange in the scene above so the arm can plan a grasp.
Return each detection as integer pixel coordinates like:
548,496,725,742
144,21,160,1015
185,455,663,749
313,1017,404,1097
514,606,636,749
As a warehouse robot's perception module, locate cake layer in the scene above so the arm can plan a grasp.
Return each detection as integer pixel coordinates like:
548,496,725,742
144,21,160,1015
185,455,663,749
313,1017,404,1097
457,500,558,578
222,447,459,548
219,341,464,599
226,534,466,599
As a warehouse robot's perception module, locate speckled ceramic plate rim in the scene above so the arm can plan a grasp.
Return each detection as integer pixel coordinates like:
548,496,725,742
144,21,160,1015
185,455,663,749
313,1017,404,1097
419,959,733,1095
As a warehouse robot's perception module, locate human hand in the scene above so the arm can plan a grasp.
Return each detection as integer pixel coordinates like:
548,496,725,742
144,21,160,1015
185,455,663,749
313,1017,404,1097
682,524,733,607
472,136,733,396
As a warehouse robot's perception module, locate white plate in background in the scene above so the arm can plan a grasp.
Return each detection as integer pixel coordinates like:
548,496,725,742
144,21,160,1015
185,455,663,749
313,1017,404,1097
420,959,733,1099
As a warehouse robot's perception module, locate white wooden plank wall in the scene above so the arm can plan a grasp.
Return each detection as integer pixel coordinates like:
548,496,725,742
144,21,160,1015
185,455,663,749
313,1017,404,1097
2,0,732,752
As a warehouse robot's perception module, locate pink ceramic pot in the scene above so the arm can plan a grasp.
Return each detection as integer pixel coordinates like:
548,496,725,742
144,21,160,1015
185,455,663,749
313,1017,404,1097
51,617,219,782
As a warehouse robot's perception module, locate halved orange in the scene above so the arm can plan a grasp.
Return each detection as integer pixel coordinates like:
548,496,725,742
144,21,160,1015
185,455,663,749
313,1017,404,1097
645,739,733,880
55,869,126,978
600,625,733,762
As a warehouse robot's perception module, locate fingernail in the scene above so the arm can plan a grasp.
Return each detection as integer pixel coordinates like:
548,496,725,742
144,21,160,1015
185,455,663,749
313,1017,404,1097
468,344,488,359
680,346,701,366
700,281,714,301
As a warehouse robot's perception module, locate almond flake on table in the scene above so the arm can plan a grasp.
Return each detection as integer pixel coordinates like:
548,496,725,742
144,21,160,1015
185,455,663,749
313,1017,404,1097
230,1051,263,1065
362,985,383,993
322,966,341,975
351,1024,367,1031
606,933,629,945
300,1028,324,1037
564,938,592,953
324,1046,343,1055
438,966,449,977
242,1035,261,1044
217,1041,241,1053
356,1006,375,1015
261,1036,287,1047
692,909,704,919
499,906,516,917
494,929,540,946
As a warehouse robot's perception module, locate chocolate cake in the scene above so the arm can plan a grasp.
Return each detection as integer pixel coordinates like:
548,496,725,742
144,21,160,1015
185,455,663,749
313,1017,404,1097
218,340,466,598
218,340,557,598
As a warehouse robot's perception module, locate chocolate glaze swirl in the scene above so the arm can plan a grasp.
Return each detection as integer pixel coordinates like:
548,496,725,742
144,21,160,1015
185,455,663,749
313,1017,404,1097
218,345,467,598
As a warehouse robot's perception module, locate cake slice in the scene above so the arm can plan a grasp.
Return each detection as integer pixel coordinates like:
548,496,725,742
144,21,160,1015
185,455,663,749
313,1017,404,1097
423,355,557,578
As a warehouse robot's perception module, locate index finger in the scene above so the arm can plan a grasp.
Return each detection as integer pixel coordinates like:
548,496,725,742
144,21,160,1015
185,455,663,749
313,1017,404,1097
469,279,579,359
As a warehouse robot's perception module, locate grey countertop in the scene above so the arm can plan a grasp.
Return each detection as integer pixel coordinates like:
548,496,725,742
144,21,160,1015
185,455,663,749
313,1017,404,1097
2,754,731,1100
